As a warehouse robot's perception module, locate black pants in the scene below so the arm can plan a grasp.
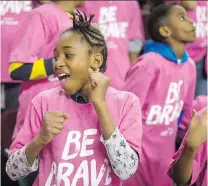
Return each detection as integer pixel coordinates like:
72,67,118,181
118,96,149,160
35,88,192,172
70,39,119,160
1,83,20,185
1,83,20,111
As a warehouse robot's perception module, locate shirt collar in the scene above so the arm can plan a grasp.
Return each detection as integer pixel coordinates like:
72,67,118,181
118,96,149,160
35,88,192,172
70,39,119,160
70,91,88,104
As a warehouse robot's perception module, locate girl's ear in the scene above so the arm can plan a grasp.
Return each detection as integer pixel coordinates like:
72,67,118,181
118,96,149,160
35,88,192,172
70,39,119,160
90,53,103,70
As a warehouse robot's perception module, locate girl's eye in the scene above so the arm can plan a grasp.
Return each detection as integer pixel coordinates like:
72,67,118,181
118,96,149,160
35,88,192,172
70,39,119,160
180,16,185,21
65,54,73,59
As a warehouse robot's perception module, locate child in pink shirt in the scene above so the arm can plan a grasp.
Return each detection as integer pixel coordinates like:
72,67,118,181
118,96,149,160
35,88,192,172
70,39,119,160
123,3,196,186
82,1,144,90
9,1,84,141
6,12,142,186
168,107,207,186
165,0,207,96
1,1,33,110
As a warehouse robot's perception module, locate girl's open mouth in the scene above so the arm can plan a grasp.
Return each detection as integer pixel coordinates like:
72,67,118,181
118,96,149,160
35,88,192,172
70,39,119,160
58,73,71,80
58,73,71,86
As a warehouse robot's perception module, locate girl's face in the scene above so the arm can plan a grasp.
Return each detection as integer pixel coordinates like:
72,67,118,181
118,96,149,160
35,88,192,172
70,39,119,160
53,31,95,95
162,5,196,43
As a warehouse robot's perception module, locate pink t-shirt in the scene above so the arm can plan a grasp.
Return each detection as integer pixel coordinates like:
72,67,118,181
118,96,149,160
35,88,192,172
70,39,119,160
185,1,207,62
1,1,33,83
122,52,196,186
10,2,72,140
82,1,144,90
9,87,142,186
168,107,207,186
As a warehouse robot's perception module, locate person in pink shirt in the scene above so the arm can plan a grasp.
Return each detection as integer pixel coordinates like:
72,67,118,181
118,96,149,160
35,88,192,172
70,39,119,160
0,1,50,112
168,107,207,186
161,0,207,96
9,0,85,141
5,12,142,186
82,1,144,90
183,1,207,96
123,3,196,186
1,1,33,111
176,95,207,150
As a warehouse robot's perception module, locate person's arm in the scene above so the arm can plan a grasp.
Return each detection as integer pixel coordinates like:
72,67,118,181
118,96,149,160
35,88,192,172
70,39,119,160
25,110,68,167
100,126,139,180
168,108,207,185
179,0,196,11
9,12,54,81
6,95,68,181
6,101,43,181
127,1,144,64
93,101,116,140
88,69,142,180
94,98,141,180
170,143,198,185
9,58,54,81
99,95,142,180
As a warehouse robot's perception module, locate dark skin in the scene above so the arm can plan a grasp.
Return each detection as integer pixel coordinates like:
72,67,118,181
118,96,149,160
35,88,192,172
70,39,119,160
129,53,139,64
159,5,196,58
26,31,117,166
53,32,97,96
171,108,207,185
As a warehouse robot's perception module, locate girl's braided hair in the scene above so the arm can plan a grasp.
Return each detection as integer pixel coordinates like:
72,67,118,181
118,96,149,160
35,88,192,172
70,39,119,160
62,10,108,72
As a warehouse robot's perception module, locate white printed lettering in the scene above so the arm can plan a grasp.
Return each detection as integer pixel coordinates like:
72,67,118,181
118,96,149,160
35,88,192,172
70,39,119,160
56,163,74,186
62,131,81,160
80,129,97,157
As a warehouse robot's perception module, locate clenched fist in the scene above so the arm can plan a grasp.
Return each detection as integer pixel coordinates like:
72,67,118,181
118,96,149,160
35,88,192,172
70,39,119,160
38,111,69,145
88,68,110,104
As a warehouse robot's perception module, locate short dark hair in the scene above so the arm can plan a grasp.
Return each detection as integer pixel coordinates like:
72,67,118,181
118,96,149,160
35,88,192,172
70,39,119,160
62,10,108,72
147,3,176,42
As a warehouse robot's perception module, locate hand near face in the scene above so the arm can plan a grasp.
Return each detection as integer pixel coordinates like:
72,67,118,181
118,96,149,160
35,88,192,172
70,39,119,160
88,68,110,104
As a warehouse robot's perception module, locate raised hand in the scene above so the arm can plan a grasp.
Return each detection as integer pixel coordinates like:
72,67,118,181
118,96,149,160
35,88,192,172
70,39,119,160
185,108,208,150
88,68,110,104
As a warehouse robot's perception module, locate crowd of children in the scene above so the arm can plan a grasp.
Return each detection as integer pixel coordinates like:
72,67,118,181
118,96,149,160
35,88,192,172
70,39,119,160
1,0,207,186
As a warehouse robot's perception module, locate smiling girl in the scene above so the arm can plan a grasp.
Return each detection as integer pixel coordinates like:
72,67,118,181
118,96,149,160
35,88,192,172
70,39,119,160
6,12,142,186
